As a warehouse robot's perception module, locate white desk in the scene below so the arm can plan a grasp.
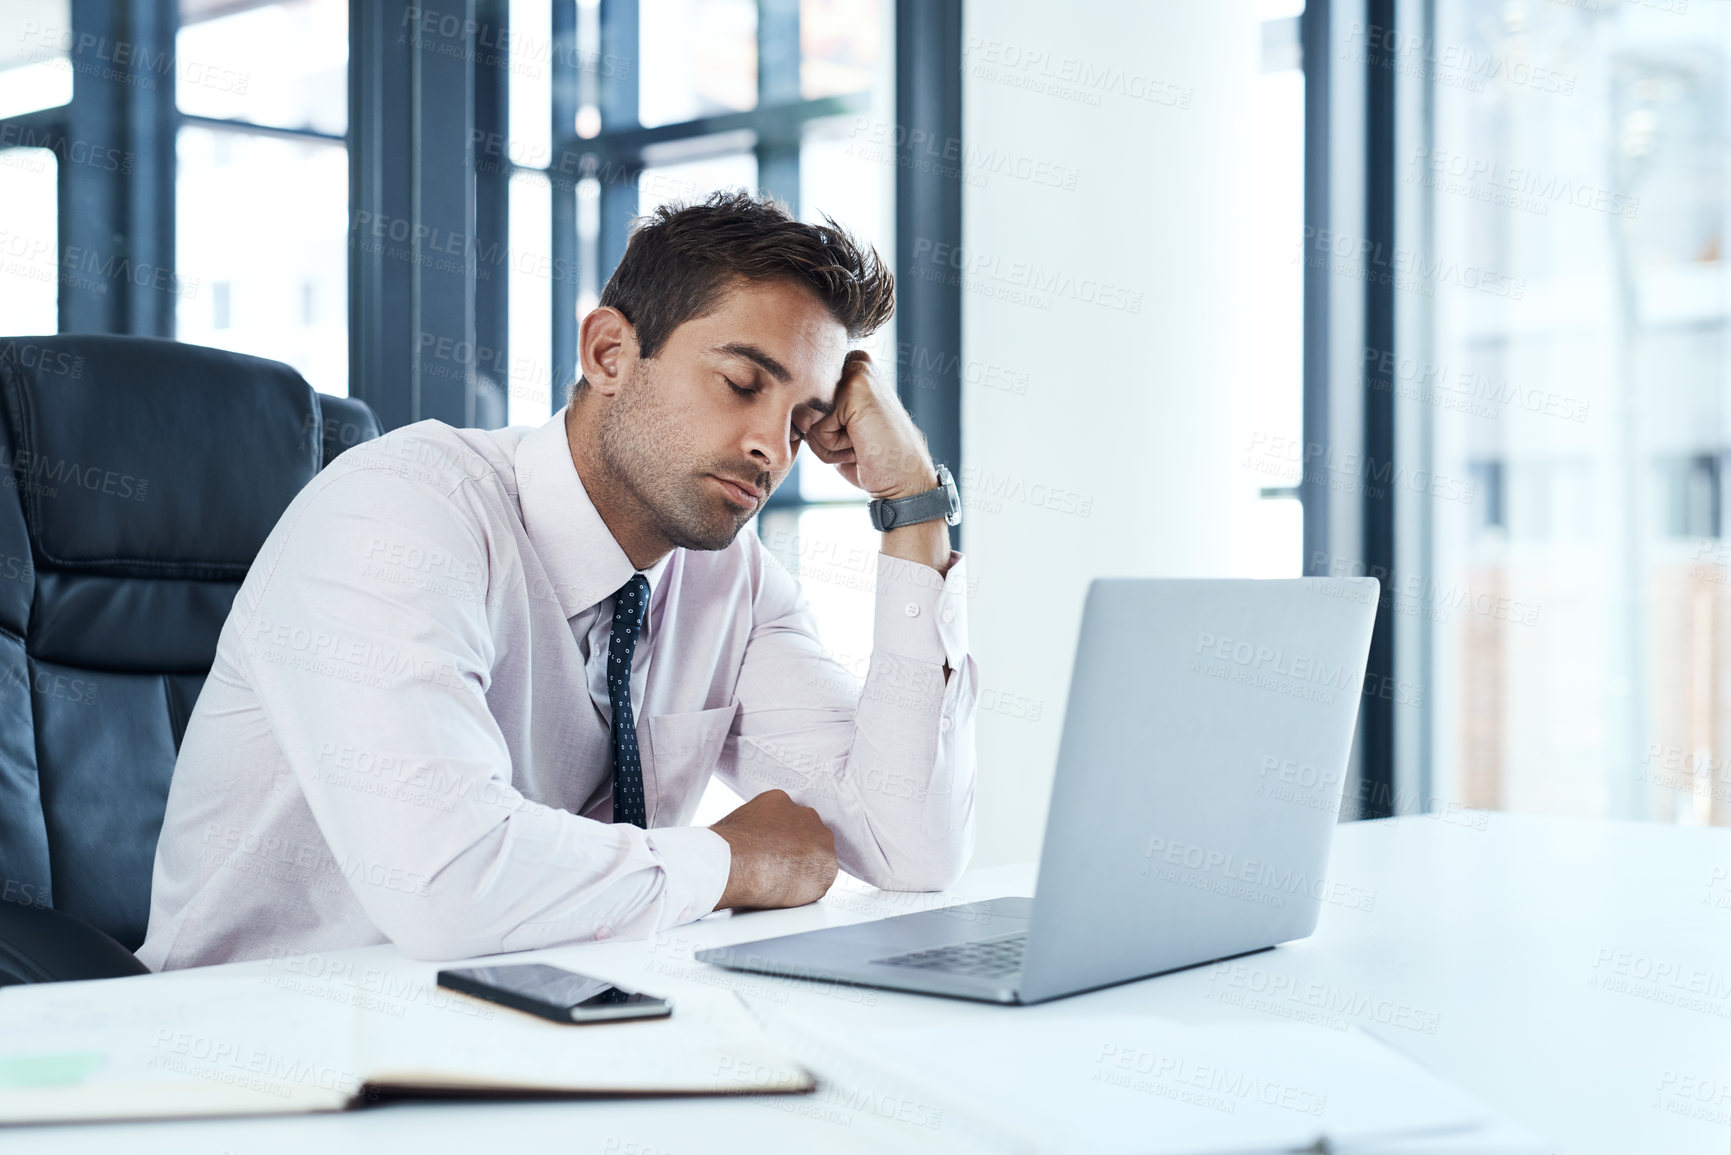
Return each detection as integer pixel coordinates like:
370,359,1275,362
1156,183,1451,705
7,813,1727,1154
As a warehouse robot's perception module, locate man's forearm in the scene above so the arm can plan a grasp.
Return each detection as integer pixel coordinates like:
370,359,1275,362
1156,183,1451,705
880,517,953,577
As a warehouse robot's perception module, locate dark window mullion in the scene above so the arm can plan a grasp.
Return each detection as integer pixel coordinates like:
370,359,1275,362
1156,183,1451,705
62,0,177,337
755,0,802,516
755,0,801,208
1300,0,1331,567
596,0,640,289
552,0,582,413
474,0,510,427
1360,0,1398,818
552,92,866,176
892,0,962,545
0,107,73,143
177,113,346,146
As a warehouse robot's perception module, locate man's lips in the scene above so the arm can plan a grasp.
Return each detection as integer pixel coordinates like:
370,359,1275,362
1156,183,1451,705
711,475,762,508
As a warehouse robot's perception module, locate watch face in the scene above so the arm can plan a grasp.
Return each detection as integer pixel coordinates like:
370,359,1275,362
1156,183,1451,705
939,464,962,524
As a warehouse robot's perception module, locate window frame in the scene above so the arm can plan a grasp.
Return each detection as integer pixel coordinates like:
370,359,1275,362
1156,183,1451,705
0,3,347,352
1,0,963,535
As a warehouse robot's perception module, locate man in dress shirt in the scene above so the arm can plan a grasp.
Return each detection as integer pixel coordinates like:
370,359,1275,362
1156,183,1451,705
137,190,978,970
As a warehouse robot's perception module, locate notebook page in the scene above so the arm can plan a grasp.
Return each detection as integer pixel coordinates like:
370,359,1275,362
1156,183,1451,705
0,971,359,1124
356,977,814,1096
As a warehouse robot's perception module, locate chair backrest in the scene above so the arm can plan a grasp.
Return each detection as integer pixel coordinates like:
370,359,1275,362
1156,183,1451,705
0,335,381,951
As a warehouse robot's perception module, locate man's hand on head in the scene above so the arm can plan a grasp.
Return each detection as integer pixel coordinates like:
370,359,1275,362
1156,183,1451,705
805,351,955,577
804,351,939,500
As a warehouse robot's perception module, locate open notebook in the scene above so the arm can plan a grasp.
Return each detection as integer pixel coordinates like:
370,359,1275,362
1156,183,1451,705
0,968,813,1125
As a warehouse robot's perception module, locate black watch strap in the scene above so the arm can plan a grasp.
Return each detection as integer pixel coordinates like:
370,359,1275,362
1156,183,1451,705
868,464,961,531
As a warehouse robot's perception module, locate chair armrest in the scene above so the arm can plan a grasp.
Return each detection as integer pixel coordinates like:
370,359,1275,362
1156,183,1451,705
0,901,150,986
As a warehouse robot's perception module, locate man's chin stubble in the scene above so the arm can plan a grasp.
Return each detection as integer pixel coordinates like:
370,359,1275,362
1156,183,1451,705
661,496,751,553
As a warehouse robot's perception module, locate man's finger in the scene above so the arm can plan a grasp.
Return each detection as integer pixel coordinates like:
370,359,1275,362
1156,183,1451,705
806,440,847,465
808,409,844,444
808,420,851,456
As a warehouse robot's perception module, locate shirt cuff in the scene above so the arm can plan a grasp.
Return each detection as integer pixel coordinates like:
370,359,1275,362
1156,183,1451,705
644,823,732,926
874,549,970,669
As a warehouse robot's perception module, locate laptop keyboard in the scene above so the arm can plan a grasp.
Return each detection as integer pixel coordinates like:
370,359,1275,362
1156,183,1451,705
871,932,1027,978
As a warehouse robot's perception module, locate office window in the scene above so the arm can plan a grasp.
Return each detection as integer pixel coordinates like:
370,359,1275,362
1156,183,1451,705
637,0,758,127
1249,1,1306,577
0,7,72,339
639,152,760,219
174,0,349,394
0,148,58,336
1412,1,1731,826
769,112,892,670
800,0,882,99
175,0,347,133
507,170,555,415
0,2,74,120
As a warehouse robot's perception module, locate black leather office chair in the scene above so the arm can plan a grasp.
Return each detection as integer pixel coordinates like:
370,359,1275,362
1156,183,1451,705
0,335,381,985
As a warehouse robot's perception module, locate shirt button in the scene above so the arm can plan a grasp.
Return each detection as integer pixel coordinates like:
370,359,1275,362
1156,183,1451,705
940,717,953,733
904,602,920,617
940,607,955,624
680,904,693,922
595,926,612,941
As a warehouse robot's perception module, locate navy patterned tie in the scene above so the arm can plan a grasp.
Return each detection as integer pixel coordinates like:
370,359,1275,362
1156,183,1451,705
607,574,651,828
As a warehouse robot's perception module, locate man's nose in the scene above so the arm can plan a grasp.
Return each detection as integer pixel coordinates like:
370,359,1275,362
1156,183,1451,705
746,415,797,474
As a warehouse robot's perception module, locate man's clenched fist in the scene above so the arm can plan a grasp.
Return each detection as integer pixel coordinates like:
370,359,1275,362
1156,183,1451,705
708,789,839,911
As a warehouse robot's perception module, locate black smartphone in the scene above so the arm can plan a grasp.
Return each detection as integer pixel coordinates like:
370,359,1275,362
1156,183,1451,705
436,963,673,1024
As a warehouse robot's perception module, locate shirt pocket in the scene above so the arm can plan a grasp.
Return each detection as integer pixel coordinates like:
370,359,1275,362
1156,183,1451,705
643,703,738,827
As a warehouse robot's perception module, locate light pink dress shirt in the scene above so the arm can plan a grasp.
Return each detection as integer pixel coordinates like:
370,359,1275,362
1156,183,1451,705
136,409,978,970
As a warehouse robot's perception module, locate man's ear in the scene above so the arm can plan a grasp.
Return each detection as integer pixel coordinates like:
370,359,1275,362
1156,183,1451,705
577,306,638,397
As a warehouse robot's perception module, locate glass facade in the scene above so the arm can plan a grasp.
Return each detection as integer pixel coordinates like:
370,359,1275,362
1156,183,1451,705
0,148,58,337
1414,0,1731,826
0,1,74,121
1250,18,1306,578
174,0,349,395
175,127,349,394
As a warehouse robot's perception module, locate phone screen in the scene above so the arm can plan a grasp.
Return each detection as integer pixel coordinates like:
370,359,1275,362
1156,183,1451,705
438,964,672,1022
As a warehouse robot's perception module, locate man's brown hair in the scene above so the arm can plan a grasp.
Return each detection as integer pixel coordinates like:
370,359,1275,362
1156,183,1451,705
572,189,895,398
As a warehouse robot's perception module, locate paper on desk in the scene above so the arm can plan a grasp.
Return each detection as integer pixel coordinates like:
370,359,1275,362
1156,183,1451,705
0,972,360,1124
1325,1114,1553,1155
358,983,815,1096
0,967,813,1126
833,1016,1495,1155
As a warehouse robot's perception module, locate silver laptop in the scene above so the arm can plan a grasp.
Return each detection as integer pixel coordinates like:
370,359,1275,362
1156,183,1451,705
696,577,1381,1005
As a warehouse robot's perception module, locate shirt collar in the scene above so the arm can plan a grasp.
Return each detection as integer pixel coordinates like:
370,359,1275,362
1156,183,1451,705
518,406,673,620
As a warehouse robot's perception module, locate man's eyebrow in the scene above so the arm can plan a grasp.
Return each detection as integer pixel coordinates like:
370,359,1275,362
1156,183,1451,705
714,342,792,383
713,342,835,415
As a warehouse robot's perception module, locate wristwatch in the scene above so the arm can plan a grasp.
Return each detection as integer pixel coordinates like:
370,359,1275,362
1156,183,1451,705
867,463,962,531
